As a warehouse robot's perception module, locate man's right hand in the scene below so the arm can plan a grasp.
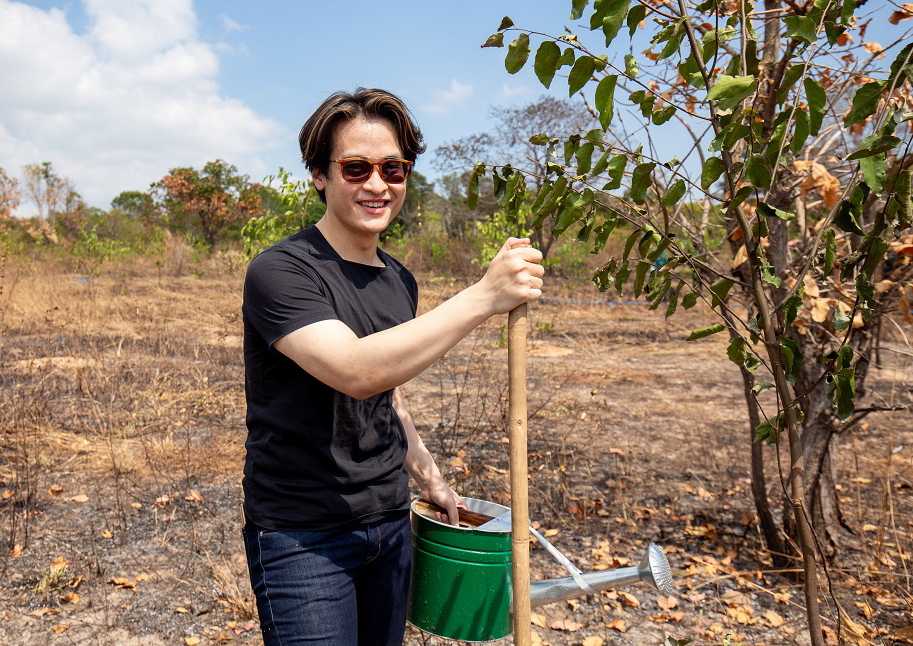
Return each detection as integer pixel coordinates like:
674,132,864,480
474,237,545,316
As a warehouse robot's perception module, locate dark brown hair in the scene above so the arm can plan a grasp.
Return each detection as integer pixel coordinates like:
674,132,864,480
299,88,426,203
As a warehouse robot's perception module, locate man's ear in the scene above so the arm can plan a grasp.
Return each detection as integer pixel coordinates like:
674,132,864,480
312,168,326,191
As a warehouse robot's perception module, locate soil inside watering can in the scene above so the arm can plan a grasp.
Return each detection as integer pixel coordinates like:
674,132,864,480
411,499,497,528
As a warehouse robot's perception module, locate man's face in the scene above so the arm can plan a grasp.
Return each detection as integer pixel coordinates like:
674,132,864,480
312,116,407,241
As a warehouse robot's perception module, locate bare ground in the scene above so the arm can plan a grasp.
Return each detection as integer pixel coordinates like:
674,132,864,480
0,256,910,645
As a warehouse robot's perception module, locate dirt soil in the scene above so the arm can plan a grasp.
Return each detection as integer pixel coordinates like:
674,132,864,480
0,257,911,646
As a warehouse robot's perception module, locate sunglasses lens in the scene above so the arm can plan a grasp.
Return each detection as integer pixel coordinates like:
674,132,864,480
380,161,409,183
340,160,372,182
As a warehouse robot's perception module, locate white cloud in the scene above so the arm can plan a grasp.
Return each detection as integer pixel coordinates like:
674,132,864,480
0,0,283,210
500,82,531,100
421,79,474,115
219,13,246,33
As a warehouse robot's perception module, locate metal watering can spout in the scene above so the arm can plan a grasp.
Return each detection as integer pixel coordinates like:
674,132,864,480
526,542,675,609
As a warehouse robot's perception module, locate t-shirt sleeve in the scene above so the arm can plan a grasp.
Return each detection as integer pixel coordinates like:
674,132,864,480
243,250,338,346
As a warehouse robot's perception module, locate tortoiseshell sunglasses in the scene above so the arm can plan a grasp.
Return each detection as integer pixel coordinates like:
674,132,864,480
329,158,413,184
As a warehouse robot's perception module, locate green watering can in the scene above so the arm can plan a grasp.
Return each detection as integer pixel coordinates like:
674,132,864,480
408,497,674,642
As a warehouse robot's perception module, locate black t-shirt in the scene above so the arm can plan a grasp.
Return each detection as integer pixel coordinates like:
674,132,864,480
241,226,418,530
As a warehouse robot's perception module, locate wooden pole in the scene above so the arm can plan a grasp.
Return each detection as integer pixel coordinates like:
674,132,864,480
508,301,531,646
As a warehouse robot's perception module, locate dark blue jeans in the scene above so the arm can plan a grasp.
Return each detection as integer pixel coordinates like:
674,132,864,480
242,512,412,646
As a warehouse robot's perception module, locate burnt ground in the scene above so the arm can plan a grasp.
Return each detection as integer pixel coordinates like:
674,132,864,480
0,255,910,646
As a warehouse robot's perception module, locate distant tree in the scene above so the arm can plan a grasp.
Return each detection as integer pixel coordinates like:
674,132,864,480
0,167,20,219
154,159,262,251
111,190,156,222
22,162,64,225
400,170,437,230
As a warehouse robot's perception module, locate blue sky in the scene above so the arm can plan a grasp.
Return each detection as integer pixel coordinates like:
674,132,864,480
0,0,908,211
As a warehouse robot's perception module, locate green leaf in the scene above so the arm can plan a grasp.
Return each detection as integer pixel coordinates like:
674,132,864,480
568,55,596,95
686,323,725,341
624,53,639,79
833,306,851,331
859,152,887,195
482,33,504,48
652,105,676,125
682,290,698,309
601,0,631,47
605,154,627,190
710,277,734,307
505,33,531,74
649,277,672,309
627,3,647,36
791,106,810,155
746,155,771,189
706,75,757,112
591,149,612,177
833,200,865,235
558,47,575,68
631,162,656,204
856,272,875,308
661,179,686,206
622,229,640,260
498,16,515,31
591,216,617,253
784,15,817,44
784,284,804,327
777,64,805,104
757,201,795,220
571,0,590,19
894,167,912,229
760,255,782,287
614,261,631,294
822,228,836,276
861,237,889,279
727,336,748,366
553,193,586,235
534,41,562,88
804,78,825,135
779,337,803,384
466,162,485,210
595,75,618,129
575,143,595,175
665,281,682,319
845,81,887,128
529,133,550,146
888,42,913,88
633,260,651,297
701,156,726,191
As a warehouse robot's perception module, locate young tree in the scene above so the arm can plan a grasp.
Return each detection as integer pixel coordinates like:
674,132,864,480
111,190,156,222
476,4,912,643
154,159,262,251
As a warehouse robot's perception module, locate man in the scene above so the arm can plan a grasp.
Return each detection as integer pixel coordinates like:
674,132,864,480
242,88,544,645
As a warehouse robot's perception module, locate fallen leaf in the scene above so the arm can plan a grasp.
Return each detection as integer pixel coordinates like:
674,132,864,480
9,544,22,558
549,618,582,631
185,638,201,646
657,595,678,610
29,608,52,617
50,556,70,572
61,591,79,604
862,523,879,531
583,635,606,645
101,530,113,539
155,495,171,507
52,624,69,634
765,610,785,626
185,489,204,502
130,502,143,509
543,528,559,537
1,490,12,500
70,494,89,503
176,607,189,614
607,619,627,632
47,485,64,496
530,612,547,628
619,591,640,607
449,457,464,468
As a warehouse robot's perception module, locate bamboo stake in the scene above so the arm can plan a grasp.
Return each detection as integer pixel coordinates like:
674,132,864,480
508,301,532,646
